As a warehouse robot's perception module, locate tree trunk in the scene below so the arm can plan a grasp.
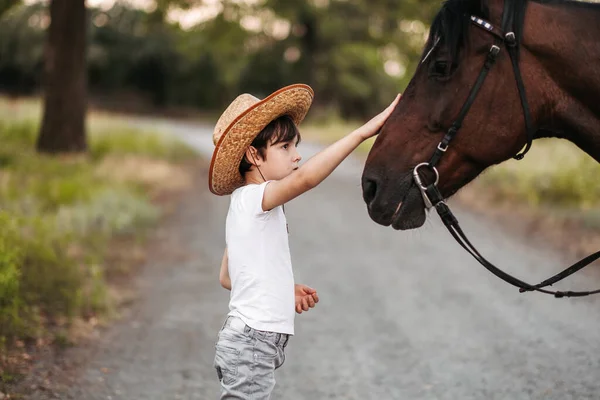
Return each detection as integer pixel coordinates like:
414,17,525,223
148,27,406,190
36,0,87,154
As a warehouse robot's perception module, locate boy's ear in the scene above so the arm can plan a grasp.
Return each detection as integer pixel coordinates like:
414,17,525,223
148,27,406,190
245,146,261,166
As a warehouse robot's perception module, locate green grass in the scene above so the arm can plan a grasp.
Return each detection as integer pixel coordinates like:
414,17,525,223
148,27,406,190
0,110,197,342
90,128,196,161
0,98,196,163
476,139,600,210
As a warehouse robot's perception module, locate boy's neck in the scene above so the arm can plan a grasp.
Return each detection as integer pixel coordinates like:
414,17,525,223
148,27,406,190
244,169,267,186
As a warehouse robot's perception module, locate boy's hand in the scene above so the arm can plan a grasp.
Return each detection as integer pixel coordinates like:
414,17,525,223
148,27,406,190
354,93,401,140
295,284,319,314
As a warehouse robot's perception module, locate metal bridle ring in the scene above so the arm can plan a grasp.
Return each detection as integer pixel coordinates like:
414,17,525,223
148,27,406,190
413,163,439,190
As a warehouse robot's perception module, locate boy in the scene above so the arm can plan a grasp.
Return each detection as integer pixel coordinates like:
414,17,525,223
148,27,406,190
209,84,399,399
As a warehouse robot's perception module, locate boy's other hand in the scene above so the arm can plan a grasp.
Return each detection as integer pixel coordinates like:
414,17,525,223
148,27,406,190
295,284,319,314
354,93,401,140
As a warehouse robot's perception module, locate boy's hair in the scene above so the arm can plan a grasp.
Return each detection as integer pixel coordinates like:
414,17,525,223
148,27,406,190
239,115,301,176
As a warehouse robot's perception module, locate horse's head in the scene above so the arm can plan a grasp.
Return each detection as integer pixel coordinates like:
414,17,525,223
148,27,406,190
362,0,554,230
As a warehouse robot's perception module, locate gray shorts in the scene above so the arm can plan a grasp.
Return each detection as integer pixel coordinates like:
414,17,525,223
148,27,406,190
214,316,290,399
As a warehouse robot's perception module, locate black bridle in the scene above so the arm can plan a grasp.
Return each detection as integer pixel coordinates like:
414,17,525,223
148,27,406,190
415,0,600,298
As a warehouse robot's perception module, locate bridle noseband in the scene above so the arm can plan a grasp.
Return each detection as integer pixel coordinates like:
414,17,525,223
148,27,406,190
414,0,600,298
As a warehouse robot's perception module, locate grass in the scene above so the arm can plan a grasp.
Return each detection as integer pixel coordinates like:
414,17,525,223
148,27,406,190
0,98,198,356
475,139,600,209
468,139,600,233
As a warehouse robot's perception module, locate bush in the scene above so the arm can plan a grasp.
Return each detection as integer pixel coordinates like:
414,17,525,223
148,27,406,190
479,140,600,209
0,213,22,338
0,212,83,339
18,216,82,320
0,118,195,340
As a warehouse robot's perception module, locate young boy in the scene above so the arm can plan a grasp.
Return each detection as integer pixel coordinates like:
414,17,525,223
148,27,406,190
209,84,399,399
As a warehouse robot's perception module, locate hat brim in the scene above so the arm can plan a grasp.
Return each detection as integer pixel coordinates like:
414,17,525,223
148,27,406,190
209,84,314,195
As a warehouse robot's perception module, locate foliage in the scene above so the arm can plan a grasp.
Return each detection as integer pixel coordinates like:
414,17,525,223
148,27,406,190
477,141,600,209
0,3,45,95
0,119,194,340
90,128,197,161
0,213,22,338
0,0,440,118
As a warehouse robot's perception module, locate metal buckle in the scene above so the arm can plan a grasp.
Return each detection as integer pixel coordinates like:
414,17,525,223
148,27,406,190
413,163,440,210
437,141,448,152
505,32,516,46
489,45,500,56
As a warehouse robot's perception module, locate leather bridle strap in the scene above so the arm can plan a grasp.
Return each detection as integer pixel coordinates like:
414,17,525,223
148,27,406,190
422,179,600,298
429,44,501,167
444,206,600,297
428,1,534,168
501,0,535,159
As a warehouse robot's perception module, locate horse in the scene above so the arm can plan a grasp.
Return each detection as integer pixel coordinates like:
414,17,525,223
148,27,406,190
362,0,600,231
360,0,600,297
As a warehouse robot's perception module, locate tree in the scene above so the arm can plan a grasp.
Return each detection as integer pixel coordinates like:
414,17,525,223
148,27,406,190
259,0,434,118
0,0,20,18
36,0,87,153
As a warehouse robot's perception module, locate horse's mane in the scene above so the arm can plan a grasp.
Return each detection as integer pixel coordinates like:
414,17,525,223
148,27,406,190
422,0,600,64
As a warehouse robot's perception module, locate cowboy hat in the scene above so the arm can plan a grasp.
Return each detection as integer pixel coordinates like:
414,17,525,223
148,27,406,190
209,84,314,195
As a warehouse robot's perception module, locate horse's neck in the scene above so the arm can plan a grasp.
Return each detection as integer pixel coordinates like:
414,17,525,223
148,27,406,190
526,1,600,162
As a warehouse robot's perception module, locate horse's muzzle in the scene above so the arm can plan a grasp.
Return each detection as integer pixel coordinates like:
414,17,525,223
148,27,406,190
362,171,426,229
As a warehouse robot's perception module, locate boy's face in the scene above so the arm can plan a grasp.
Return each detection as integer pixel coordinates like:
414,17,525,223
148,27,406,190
257,136,302,181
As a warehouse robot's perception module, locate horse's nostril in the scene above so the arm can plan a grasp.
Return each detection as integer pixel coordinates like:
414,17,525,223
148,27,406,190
362,176,378,204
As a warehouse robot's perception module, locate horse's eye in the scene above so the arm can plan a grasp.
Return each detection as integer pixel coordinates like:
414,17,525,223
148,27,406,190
431,60,449,76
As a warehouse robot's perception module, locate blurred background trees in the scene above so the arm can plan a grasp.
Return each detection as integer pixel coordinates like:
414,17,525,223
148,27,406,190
0,0,440,124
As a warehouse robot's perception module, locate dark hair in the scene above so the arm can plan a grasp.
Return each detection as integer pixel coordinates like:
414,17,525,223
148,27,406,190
422,0,522,65
239,115,301,176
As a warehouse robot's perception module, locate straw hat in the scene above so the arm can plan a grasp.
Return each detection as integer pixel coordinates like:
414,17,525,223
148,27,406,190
209,84,314,195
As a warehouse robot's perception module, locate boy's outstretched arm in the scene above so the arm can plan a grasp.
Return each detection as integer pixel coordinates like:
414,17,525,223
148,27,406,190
262,94,401,211
219,248,231,290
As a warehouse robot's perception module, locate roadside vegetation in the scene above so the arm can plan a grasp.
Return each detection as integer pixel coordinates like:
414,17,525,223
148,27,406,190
0,98,197,389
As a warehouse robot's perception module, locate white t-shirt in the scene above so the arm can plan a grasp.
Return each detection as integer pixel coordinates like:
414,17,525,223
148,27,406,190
225,182,295,335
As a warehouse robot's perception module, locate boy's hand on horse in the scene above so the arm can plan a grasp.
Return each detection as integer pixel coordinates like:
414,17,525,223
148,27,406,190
353,93,401,140
295,284,319,314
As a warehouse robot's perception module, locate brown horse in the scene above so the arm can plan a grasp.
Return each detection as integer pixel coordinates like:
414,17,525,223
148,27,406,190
362,0,600,231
